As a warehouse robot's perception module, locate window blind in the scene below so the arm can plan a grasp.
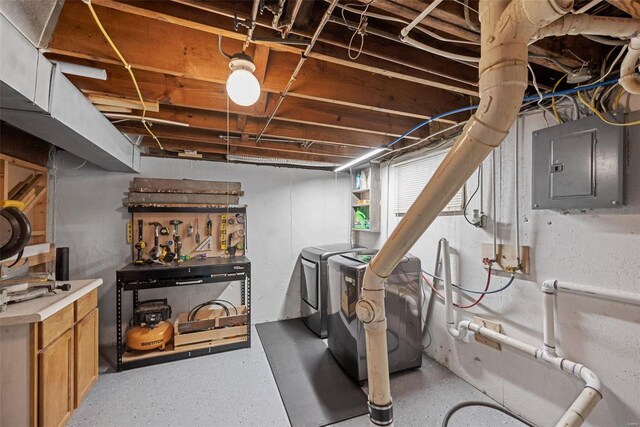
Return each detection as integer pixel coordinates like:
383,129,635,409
391,150,465,215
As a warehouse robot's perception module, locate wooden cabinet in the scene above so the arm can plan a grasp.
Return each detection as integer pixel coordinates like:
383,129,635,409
35,289,99,426
74,308,98,406
39,329,74,427
0,280,102,427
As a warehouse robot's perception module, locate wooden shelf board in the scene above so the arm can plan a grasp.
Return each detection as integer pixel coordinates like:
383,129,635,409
121,335,248,363
352,188,370,194
352,204,370,208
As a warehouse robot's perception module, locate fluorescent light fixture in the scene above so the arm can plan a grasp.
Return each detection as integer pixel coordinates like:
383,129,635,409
334,147,386,172
228,154,338,168
227,54,261,107
52,61,107,80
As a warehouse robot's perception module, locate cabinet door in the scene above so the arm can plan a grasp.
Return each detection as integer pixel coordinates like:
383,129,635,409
75,308,98,407
39,329,74,427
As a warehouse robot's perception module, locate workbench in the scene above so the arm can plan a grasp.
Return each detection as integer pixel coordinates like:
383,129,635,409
116,256,251,371
0,278,103,427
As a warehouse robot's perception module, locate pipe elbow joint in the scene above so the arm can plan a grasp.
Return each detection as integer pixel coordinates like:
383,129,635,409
580,367,603,395
520,0,573,27
449,321,470,340
620,37,640,95
542,280,558,294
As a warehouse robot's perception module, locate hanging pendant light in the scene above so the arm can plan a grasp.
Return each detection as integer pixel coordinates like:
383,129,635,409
226,53,261,107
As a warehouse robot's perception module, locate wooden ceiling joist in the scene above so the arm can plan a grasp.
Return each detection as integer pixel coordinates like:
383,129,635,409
48,0,604,165
362,0,590,73
116,107,395,150
47,2,466,121
57,0,479,95
140,138,349,165
84,90,160,112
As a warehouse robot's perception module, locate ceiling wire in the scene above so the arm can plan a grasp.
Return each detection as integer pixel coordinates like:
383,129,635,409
81,0,163,150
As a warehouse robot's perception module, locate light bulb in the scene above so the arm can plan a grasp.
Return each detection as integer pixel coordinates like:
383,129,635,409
226,56,261,107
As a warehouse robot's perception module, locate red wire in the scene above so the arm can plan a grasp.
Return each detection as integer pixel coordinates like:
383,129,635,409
422,265,492,309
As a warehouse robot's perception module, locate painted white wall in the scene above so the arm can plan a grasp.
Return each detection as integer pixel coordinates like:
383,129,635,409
360,111,640,427
52,153,351,345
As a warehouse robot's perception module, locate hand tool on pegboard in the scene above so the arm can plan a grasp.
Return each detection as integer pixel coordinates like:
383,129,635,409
148,222,162,260
134,219,146,265
220,214,228,251
170,220,183,263
194,216,213,252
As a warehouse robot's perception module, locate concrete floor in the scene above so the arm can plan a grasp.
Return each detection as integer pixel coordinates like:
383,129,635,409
69,326,527,427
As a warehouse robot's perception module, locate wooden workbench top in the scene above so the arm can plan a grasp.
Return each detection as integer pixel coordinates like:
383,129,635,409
0,278,103,326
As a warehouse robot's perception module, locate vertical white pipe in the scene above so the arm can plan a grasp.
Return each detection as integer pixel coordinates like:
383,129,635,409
480,162,484,214
442,239,455,327
514,121,521,265
543,290,557,356
492,149,497,260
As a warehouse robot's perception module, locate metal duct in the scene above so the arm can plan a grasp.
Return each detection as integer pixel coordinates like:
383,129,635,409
0,0,64,48
0,14,140,173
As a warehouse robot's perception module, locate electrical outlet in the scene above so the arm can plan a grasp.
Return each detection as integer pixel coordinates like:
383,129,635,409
474,316,502,351
127,220,132,244
481,243,530,274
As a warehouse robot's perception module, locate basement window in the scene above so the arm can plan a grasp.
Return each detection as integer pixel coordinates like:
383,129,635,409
391,150,465,216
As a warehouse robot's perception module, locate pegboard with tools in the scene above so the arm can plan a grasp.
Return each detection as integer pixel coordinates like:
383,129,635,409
130,207,247,265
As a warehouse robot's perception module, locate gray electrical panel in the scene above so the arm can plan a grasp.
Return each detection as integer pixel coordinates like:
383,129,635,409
532,113,625,210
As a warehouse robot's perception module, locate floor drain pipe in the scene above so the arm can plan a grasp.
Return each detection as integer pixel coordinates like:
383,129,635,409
356,1,574,425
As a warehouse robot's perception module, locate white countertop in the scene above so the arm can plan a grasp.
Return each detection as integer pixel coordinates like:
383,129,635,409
0,278,103,326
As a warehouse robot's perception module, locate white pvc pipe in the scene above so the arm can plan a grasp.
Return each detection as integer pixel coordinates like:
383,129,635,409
620,37,640,95
441,239,466,338
400,35,480,63
358,0,575,424
573,0,603,14
552,280,640,305
400,0,444,37
514,122,521,265
534,14,640,40
542,289,557,355
464,321,602,427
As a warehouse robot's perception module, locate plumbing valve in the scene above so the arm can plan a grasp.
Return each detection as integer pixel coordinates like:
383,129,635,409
472,209,487,228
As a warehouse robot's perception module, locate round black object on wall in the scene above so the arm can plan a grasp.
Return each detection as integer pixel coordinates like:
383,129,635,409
0,206,32,261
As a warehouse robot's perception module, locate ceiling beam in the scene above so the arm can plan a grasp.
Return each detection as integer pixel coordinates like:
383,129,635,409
138,136,350,164
48,2,467,120
68,0,479,95
117,106,395,149
364,0,589,73
55,62,432,139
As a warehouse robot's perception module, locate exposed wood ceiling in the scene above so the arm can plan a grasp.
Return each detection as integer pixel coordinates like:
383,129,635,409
45,0,623,168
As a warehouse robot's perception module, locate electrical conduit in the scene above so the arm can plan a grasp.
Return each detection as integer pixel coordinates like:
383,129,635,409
356,1,574,425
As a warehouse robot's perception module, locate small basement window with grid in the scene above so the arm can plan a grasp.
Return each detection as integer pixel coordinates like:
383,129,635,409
391,150,465,216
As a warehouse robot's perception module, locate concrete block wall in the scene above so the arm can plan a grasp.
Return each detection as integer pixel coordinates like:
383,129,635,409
52,153,351,346
359,112,640,426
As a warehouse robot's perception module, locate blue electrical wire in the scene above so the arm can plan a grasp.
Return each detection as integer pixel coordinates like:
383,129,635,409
386,76,621,148
422,269,516,295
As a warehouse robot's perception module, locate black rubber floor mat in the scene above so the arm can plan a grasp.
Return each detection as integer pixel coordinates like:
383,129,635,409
256,318,368,427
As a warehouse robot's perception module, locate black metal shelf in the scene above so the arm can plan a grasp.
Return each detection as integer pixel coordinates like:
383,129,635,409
116,256,251,371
